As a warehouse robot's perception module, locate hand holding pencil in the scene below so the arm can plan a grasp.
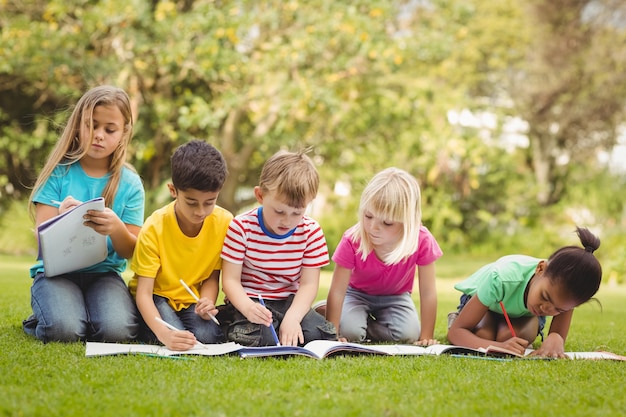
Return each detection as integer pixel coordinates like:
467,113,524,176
499,301,529,355
179,279,220,325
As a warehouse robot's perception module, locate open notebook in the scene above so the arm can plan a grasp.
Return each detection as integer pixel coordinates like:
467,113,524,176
85,340,626,361
37,197,107,277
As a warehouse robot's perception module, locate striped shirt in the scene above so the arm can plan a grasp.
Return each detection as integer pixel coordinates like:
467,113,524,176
221,207,329,299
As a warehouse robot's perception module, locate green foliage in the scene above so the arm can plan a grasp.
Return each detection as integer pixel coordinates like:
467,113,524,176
1,0,626,258
0,199,36,257
2,255,626,417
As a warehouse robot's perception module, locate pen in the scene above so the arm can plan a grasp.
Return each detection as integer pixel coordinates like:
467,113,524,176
50,200,63,206
257,294,281,346
499,301,517,338
179,279,220,325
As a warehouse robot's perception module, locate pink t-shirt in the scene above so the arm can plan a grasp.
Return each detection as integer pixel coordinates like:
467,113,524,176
332,225,442,295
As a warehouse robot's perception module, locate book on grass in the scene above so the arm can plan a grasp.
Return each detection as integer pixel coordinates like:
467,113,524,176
482,345,626,361
85,340,626,361
84,340,480,359
37,197,107,277
237,340,484,359
85,341,245,357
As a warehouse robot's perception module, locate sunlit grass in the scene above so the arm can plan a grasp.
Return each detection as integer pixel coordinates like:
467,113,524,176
1,254,625,417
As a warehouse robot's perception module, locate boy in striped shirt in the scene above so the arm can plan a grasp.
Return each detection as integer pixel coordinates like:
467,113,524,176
221,150,337,346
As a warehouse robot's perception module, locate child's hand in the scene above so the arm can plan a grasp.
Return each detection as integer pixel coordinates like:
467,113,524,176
84,207,124,237
159,329,198,351
528,333,566,358
58,196,81,213
498,337,529,356
195,298,218,320
244,301,273,326
278,316,304,346
414,338,439,347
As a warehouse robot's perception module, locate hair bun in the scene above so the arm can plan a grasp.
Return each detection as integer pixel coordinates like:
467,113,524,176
584,245,595,253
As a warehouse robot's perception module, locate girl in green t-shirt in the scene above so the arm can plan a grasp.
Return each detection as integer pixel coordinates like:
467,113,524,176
448,227,602,358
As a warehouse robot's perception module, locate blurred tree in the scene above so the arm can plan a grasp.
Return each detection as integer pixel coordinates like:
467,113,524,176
445,0,626,206
2,0,625,255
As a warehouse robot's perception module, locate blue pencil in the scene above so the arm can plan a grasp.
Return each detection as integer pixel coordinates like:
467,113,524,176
257,294,281,346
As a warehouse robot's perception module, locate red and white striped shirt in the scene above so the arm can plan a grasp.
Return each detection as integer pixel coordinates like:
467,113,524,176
221,207,329,299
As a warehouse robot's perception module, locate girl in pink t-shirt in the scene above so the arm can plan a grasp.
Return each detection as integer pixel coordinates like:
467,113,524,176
322,168,442,345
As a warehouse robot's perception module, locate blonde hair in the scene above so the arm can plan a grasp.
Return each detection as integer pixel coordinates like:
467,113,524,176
349,168,422,265
258,149,319,208
29,85,134,217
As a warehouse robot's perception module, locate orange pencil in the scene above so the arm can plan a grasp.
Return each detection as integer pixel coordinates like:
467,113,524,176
499,301,517,338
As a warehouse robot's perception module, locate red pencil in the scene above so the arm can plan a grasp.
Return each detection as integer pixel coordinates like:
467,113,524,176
499,301,517,338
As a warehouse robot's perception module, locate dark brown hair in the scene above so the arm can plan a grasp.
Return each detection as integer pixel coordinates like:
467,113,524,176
545,227,602,304
171,140,227,192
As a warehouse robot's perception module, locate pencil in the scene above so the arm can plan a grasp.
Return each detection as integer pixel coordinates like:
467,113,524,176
155,316,182,332
499,301,517,338
257,294,281,346
179,279,220,325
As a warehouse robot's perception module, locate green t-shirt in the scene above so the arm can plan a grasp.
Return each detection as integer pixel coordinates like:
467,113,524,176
454,255,541,318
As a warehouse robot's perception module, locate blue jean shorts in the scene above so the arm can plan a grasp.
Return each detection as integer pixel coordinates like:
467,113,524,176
457,294,546,340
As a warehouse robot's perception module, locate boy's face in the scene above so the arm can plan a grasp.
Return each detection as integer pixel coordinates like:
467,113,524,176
169,185,219,232
254,187,309,235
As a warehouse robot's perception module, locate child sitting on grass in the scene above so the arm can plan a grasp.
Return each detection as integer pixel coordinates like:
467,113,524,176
130,140,232,351
322,167,442,345
220,150,337,346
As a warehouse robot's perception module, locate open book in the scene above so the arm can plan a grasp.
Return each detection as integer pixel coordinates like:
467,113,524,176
480,344,626,361
85,340,626,361
86,341,244,357
37,197,107,277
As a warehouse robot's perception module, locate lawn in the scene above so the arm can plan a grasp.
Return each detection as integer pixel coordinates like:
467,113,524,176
1,254,625,417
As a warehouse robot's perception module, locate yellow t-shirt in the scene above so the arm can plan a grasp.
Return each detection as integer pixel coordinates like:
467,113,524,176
129,201,233,311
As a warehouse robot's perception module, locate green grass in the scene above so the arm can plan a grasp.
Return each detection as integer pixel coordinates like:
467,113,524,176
1,254,625,417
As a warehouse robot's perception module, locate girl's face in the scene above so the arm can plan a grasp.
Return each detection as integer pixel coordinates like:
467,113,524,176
525,261,579,317
254,187,307,235
169,186,220,236
362,210,403,252
83,104,125,162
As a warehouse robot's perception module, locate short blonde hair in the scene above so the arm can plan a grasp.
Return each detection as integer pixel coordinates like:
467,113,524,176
349,168,422,265
258,150,319,208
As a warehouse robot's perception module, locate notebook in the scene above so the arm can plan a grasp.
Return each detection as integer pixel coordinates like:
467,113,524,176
37,197,107,277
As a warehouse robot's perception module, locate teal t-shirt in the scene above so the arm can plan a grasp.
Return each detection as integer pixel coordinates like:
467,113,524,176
30,162,145,277
454,255,541,318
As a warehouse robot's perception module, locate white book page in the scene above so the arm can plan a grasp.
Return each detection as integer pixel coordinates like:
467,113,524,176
38,197,107,276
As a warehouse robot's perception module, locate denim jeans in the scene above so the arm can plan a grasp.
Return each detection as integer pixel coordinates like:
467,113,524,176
137,295,225,344
23,272,139,343
221,294,337,347
340,287,421,343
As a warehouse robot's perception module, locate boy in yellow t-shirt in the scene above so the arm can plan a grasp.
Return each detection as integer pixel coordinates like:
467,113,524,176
129,140,233,350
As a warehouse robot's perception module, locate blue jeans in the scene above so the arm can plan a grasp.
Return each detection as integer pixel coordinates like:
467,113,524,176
23,272,139,343
340,287,421,343
138,295,225,344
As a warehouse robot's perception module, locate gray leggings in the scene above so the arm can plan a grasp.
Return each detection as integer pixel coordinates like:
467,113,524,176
340,287,421,343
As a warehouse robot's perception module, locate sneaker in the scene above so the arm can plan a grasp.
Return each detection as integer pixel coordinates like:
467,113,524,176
312,300,327,317
447,312,458,329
